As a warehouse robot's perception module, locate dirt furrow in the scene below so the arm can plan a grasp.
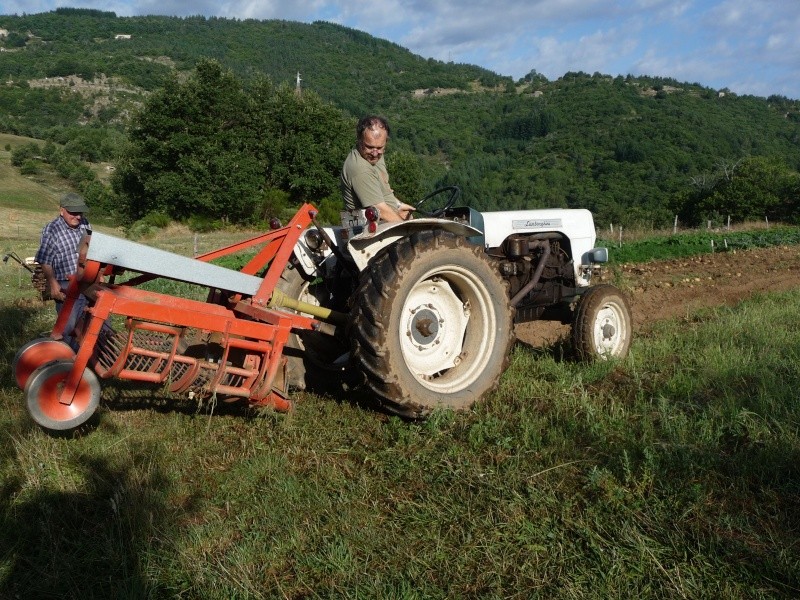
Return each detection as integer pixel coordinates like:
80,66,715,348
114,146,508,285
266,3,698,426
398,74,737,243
515,245,800,347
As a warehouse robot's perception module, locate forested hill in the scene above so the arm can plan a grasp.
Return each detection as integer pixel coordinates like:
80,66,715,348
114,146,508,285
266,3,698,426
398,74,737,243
1,8,799,228
0,8,505,116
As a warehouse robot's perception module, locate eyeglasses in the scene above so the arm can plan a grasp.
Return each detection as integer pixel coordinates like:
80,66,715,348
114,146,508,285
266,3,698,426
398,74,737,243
63,209,83,216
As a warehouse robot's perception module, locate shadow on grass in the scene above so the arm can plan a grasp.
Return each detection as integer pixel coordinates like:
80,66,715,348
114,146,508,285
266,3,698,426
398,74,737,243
658,429,800,593
0,301,49,388
0,442,176,598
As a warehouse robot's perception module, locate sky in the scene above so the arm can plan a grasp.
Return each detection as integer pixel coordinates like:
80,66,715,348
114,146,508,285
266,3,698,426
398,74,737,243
3,0,800,100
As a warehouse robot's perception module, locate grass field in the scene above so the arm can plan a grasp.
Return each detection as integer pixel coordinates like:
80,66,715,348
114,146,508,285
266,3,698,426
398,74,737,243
1,140,799,598
2,280,798,597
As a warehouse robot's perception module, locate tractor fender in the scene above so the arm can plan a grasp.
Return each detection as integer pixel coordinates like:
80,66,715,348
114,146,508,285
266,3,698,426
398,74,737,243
347,218,482,271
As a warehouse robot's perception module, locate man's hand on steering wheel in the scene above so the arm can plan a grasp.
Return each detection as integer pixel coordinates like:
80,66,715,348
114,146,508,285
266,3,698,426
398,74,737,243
397,203,415,220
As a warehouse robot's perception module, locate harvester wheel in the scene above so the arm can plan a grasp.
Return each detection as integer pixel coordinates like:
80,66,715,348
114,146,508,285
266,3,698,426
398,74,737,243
25,359,100,432
12,337,75,389
571,284,632,360
276,263,348,389
350,230,515,418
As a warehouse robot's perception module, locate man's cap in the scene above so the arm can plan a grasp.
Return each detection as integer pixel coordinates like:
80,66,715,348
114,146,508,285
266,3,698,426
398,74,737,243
59,192,89,213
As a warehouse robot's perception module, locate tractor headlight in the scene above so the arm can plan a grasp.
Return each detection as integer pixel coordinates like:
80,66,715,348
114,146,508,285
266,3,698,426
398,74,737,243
304,228,325,251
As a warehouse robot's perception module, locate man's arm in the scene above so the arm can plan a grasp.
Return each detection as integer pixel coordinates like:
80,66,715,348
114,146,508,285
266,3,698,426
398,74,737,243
35,229,65,302
374,201,414,222
41,264,65,302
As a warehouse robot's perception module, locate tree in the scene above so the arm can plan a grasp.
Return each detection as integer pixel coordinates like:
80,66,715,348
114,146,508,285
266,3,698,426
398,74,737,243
250,80,352,203
688,156,797,223
113,60,352,224
113,61,260,222
387,150,423,202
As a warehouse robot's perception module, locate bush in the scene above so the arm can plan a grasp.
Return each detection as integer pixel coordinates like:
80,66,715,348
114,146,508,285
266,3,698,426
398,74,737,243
125,221,155,239
10,142,39,167
125,212,173,239
140,212,171,228
186,215,224,233
19,159,39,175
253,188,290,224
315,194,344,225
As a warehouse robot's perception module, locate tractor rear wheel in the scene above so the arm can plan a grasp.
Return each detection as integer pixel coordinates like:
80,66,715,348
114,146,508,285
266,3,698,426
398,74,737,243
571,284,632,360
350,230,515,418
25,359,101,432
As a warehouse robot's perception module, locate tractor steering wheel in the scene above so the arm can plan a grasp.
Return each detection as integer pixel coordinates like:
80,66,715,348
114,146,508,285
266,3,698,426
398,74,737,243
413,185,461,218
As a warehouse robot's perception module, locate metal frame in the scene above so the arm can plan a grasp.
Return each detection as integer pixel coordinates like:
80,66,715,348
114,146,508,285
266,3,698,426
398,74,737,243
40,204,321,417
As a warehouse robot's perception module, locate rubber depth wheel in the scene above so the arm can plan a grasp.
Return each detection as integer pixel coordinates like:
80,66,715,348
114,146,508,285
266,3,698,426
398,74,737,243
275,263,348,389
12,338,75,390
25,359,101,431
571,284,632,360
350,230,515,418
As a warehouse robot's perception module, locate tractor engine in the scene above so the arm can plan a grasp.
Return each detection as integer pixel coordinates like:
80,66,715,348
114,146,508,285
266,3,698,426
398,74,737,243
489,233,578,323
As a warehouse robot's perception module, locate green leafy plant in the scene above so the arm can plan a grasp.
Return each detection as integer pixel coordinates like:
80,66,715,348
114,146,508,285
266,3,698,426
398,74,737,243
599,226,800,263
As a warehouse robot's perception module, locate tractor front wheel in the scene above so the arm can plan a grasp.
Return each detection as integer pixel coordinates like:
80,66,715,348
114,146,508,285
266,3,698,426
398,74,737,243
571,284,632,360
25,359,101,432
350,230,515,418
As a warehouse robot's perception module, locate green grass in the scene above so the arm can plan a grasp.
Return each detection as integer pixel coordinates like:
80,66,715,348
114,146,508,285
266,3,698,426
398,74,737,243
598,225,800,263
2,285,799,597
0,134,64,213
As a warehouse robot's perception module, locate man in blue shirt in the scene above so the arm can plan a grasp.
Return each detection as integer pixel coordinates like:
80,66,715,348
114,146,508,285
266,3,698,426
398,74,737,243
34,192,91,351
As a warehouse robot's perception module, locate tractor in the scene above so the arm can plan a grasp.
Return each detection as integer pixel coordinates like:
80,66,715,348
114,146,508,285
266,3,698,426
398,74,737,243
12,187,631,431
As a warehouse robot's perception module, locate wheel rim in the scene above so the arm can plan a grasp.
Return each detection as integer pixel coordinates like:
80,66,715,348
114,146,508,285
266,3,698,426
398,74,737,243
592,299,628,357
26,359,100,431
12,338,75,389
399,266,496,392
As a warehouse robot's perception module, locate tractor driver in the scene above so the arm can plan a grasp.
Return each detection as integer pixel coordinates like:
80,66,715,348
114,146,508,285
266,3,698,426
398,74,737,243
341,115,415,222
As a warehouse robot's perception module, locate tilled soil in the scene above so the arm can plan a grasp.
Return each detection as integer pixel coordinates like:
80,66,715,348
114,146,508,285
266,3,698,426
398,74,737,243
515,244,800,346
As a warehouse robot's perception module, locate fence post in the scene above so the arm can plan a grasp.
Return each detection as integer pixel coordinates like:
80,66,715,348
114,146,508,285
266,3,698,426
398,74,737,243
673,215,678,234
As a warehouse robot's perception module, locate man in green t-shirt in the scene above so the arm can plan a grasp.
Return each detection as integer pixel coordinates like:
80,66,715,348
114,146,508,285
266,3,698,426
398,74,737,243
341,115,415,222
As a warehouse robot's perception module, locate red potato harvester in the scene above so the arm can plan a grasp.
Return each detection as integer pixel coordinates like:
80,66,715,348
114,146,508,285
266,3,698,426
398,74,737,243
13,204,330,432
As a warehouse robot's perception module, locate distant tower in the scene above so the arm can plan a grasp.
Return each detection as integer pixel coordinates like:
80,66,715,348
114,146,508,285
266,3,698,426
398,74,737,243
295,72,302,97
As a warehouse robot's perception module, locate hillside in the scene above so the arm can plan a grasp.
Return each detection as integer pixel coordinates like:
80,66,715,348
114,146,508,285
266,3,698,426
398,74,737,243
1,9,799,227
0,9,503,117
